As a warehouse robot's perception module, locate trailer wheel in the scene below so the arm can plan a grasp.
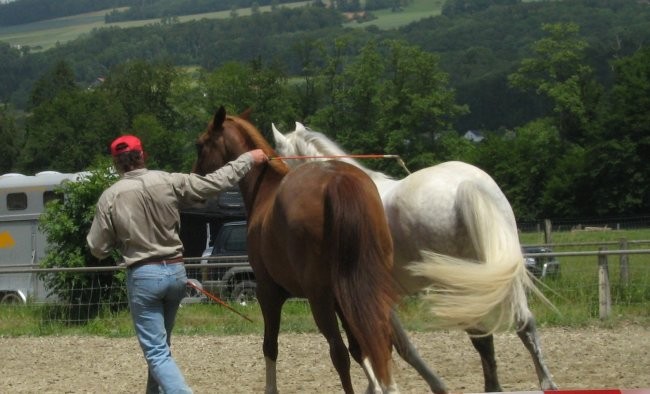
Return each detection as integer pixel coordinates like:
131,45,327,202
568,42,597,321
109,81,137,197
1,292,23,304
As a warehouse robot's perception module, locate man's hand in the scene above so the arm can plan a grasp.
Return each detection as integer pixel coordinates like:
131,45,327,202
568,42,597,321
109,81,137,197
249,149,268,164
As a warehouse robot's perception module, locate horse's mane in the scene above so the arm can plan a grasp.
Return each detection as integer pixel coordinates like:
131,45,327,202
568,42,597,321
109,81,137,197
291,126,393,181
228,115,288,173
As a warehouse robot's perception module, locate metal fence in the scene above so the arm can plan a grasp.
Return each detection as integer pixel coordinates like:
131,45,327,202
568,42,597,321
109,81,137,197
517,215,650,232
1,245,650,326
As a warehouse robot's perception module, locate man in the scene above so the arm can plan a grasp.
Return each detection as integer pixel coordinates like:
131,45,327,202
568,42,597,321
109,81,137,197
87,134,267,393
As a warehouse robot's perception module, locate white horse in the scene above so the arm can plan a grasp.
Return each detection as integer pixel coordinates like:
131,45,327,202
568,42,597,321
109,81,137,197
272,123,558,393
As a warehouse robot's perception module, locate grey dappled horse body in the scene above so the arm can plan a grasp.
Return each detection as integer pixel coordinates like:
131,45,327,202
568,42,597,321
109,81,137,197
272,123,558,393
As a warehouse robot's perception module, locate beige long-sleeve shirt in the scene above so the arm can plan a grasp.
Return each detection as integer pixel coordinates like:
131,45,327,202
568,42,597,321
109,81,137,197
86,153,254,266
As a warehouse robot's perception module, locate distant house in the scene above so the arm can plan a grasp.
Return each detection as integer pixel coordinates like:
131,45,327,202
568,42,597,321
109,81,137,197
87,76,105,90
463,130,484,142
342,11,371,23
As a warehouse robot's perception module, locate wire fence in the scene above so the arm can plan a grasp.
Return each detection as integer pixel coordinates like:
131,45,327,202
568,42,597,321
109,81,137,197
517,215,650,232
1,245,650,327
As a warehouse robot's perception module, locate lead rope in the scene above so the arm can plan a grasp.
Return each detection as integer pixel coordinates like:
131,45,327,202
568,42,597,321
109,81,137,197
270,154,411,175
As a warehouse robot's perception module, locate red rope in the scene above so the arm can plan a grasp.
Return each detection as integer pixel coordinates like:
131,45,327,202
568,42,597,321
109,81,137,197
186,280,253,323
270,154,399,160
270,154,412,175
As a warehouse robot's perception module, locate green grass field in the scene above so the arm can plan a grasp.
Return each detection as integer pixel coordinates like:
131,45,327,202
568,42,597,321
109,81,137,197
520,228,650,326
1,227,648,337
351,0,444,30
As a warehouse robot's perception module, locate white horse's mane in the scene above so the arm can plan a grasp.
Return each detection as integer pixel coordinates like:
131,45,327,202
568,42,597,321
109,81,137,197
288,124,394,182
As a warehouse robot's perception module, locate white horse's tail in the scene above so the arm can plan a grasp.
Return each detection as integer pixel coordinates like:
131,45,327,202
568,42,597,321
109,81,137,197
409,181,548,335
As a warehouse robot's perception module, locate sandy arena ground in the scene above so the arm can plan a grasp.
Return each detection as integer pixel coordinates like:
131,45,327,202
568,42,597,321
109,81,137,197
1,324,649,393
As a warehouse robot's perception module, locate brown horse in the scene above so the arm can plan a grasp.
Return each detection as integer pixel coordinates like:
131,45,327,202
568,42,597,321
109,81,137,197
193,107,399,393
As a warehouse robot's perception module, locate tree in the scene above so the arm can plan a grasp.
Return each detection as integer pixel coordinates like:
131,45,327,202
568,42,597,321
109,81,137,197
0,106,20,173
583,47,650,215
318,40,385,153
312,39,467,175
508,23,602,144
204,59,298,139
204,61,256,116
168,68,213,167
0,42,25,103
442,0,521,17
18,89,127,173
132,113,189,172
290,37,325,122
474,118,561,220
309,36,352,137
377,40,468,170
29,60,78,109
39,162,125,321
101,60,179,131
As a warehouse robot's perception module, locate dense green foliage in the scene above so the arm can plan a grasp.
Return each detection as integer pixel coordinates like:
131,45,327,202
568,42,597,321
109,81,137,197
0,0,649,222
38,164,125,321
441,0,520,17
0,105,20,170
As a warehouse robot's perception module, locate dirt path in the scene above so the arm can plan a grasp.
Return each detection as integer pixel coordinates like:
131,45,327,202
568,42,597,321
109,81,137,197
1,325,649,393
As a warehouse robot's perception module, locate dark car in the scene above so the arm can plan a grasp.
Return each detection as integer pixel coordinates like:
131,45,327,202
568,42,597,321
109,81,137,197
522,246,560,278
199,221,256,304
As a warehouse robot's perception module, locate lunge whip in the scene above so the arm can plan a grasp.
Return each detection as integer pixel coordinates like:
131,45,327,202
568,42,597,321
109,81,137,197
186,280,253,323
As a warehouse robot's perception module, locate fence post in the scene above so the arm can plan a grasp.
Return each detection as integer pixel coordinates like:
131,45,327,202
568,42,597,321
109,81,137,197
598,247,611,320
544,219,552,244
619,238,629,287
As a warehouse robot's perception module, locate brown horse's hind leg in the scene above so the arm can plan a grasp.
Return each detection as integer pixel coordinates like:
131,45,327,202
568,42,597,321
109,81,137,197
391,310,448,394
466,329,502,392
338,307,387,394
516,315,558,390
337,305,363,365
258,283,289,394
311,298,354,393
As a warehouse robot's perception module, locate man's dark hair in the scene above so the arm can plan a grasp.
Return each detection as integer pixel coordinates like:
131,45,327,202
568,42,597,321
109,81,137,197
113,151,145,173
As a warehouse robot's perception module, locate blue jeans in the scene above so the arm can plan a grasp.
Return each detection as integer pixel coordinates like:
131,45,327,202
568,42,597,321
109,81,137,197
126,262,192,394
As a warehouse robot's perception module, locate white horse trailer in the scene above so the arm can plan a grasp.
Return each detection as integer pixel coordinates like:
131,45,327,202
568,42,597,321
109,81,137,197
0,171,86,303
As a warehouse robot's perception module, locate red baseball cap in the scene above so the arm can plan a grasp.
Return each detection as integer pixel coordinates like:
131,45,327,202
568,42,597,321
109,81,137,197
110,135,143,157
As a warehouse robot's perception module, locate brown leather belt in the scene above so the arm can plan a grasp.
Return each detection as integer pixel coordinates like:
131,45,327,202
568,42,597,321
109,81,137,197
129,256,184,269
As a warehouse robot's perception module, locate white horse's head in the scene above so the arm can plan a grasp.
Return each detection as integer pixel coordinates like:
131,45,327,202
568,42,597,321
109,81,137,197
271,122,396,184
271,123,296,162
271,122,342,169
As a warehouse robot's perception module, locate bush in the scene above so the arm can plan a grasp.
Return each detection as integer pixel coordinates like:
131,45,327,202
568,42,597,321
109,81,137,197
38,161,126,322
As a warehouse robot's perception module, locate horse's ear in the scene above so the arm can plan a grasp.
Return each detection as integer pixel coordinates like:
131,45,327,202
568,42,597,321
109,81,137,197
272,123,287,147
240,107,253,120
295,121,306,131
211,106,227,133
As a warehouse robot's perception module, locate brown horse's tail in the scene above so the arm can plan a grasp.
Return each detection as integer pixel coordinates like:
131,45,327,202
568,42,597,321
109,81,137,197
324,172,398,385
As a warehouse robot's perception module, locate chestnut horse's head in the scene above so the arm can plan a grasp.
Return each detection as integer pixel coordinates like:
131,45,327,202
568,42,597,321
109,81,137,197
193,106,251,175
193,106,285,177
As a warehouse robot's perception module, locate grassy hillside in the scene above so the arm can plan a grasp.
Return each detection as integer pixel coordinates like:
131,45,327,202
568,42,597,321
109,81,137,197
0,0,445,51
353,0,445,30
0,2,312,50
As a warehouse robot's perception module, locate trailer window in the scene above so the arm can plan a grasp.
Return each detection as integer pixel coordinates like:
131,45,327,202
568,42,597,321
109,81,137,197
7,192,28,210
